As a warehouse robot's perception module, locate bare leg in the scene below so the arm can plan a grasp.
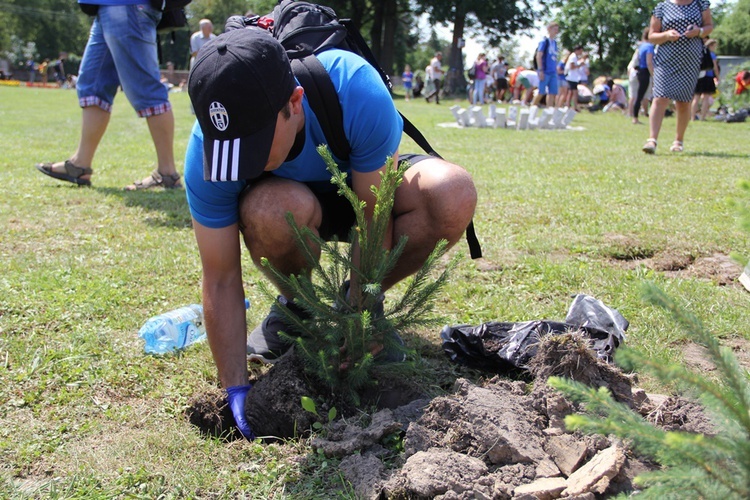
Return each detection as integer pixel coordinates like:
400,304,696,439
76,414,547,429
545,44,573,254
648,97,671,142
239,160,477,295
47,106,111,182
146,110,176,175
124,110,178,189
674,100,691,143
526,88,535,105
699,94,712,120
691,95,700,121
239,177,321,298
384,158,477,289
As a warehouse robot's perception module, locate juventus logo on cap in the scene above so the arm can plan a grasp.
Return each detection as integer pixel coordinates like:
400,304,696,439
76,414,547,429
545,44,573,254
209,102,229,131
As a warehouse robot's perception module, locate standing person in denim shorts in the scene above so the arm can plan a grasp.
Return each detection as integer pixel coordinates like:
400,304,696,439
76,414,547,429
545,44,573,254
534,21,559,108
36,1,179,190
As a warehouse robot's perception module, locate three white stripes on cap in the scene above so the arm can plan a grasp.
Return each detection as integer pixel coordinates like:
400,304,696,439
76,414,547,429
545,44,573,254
211,139,241,181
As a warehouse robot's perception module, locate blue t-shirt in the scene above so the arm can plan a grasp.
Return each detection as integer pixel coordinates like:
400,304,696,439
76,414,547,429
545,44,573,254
706,51,717,77
638,42,655,69
402,71,413,89
557,60,566,80
537,38,558,75
185,49,404,229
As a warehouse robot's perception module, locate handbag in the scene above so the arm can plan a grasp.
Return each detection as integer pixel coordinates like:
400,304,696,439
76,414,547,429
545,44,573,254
700,45,713,71
78,3,99,16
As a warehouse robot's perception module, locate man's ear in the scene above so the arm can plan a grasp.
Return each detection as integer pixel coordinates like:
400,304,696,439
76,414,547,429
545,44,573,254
289,86,305,114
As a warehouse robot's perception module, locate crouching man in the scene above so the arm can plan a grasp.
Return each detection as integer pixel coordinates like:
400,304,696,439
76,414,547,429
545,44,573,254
185,28,477,438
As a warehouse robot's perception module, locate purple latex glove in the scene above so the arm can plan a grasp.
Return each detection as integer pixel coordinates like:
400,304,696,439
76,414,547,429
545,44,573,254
226,384,255,440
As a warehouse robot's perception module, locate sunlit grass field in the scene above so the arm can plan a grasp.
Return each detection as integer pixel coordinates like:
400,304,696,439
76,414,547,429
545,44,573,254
1,84,749,497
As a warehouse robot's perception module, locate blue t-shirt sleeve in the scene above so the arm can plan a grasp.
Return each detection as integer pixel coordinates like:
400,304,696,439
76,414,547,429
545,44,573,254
639,44,654,67
184,120,246,228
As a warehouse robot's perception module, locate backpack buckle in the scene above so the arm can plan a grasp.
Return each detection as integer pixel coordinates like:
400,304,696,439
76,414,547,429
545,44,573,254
257,16,274,30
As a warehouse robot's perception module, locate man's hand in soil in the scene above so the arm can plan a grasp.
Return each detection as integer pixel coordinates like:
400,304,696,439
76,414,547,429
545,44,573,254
226,385,255,440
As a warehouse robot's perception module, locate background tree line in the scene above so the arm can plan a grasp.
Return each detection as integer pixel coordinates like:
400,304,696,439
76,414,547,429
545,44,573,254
1,0,748,82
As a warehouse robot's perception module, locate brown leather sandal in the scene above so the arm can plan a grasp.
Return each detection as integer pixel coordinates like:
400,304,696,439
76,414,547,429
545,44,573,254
125,169,182,191
35,160,93,186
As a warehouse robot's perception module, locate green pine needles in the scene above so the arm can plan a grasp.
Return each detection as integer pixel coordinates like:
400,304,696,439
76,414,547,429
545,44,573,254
549,284,750,499
259,145,455,402
548,181,750,498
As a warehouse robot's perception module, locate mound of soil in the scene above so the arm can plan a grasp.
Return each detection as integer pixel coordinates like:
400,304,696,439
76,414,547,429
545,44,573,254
186,334,714,498
185,351,429,440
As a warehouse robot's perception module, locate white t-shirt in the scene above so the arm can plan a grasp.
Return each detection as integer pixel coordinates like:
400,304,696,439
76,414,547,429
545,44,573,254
565,54,582,83
490,61,507,80
518,69,540,88
430,57,444,81
189,31,216,68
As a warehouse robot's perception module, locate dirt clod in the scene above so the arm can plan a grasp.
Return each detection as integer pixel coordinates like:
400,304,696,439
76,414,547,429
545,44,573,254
184,387,236,439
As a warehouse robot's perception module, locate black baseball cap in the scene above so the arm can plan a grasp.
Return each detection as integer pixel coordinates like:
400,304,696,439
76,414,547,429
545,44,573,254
189,28,296,182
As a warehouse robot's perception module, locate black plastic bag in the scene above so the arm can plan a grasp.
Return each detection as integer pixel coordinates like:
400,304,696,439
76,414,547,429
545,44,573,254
441,294,627,374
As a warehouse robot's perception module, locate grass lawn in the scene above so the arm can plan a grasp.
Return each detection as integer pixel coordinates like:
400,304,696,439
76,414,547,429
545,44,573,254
1,85,749,497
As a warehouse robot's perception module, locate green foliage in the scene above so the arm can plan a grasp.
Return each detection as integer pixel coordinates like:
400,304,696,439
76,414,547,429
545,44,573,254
551,0,657,76
301,396,337,430
713,0,750,56
416,0,538,89
0,1,90,59
301,396,318,416
549,284,750,498
547,183,750,498
260,146,454,403
716,65,750,112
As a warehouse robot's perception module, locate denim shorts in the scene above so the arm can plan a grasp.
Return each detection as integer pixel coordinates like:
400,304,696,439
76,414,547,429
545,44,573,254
538,72,558,95
76,4,170,117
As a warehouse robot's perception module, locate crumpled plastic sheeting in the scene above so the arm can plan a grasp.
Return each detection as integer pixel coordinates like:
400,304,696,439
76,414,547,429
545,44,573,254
441,294,628,374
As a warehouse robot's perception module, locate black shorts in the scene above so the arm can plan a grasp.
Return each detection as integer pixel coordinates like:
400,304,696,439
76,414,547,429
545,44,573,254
244,153,432,241
495,77,508,90
694,75,716,95
318,153,430,240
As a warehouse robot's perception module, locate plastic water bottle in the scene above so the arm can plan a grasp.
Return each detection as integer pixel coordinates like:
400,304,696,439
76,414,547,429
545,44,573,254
139,299,250,354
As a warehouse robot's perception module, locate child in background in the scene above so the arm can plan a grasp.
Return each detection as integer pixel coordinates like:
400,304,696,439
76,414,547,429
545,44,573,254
402,65,413,101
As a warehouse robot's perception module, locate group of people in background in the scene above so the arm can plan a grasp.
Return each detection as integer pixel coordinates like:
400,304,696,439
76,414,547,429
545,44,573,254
406,0,749,155
20,52,69,87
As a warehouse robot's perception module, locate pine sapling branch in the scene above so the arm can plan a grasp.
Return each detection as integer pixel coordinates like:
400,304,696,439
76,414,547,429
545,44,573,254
256,147,455,402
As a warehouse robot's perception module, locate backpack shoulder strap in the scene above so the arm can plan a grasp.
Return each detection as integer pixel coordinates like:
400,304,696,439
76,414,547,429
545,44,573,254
292,53,483,259
291,55,351,161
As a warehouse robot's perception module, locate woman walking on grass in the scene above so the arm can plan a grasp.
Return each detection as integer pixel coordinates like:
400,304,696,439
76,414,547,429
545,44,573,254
642,0,713,154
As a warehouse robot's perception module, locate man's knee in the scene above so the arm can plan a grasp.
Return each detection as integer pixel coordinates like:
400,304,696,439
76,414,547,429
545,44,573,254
400,159,477,238
239,178,321,237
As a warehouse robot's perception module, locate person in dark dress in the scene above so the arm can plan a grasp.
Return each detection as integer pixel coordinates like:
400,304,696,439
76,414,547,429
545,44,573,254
642,0,713,154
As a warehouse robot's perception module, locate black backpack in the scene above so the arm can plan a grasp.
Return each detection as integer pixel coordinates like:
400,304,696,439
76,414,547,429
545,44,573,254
228,0,481,259
149,0,191,34
147,0,192,64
